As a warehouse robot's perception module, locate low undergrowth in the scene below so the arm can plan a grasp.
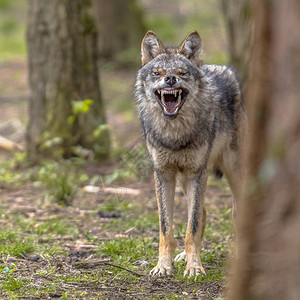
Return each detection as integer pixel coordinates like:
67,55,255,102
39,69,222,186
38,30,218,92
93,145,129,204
0,155,232,299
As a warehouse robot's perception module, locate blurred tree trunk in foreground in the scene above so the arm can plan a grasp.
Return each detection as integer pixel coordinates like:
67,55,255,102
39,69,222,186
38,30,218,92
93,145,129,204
26,0,110,162
221,0,253,89
230,0,300,299
93,0,145,67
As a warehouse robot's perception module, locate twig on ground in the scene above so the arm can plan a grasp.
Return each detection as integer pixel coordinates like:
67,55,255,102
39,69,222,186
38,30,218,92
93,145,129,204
104,262,144,277
74,259,144,277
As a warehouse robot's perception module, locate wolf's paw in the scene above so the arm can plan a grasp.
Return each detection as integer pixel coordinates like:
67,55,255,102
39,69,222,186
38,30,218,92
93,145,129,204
174,250,186,262
150,263,173,277
184,265,206,277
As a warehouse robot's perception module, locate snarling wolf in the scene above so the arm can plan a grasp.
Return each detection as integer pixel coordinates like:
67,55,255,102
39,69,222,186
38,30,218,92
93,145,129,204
134,31,246,277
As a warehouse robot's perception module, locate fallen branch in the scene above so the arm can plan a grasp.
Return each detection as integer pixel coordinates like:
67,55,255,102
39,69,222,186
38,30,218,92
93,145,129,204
83,185,141,196
0,135,24,152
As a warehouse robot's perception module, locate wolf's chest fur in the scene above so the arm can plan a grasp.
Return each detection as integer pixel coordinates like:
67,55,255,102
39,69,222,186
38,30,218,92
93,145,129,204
144,105,231,172
143,104,211,170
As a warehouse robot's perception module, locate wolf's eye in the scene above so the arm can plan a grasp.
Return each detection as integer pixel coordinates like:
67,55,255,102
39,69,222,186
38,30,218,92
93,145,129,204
179,72,188,77
152,71,160,76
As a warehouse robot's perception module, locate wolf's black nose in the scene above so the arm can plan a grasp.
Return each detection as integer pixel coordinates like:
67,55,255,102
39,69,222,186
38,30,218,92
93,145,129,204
165,75,177,86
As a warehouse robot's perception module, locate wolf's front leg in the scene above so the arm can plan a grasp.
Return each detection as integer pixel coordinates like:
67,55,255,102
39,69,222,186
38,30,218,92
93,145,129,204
184,168,207,277
150,169,176,277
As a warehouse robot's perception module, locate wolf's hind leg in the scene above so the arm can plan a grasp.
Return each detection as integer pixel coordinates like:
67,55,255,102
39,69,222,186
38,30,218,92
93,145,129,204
150,169,176,277
174,207,206,263
174,250,186,262
221,151,244,256
221,154,243,223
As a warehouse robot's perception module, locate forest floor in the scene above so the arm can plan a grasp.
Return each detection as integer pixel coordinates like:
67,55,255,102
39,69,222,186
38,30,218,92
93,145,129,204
0,61,234,299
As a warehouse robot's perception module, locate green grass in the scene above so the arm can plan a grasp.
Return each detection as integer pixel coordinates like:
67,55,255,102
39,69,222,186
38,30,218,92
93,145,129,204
0,162,232,298
95,235,229,283
0,225,72,259
0,218,76,297
0,186,231,298
205,206,234,243
36,160,88,206
34,218,78,238
99,198,134,212
0,155,90,205
0,275,29,292
0,153,32,189
12,215,79,240
102,210,159,232
171,242,228,282
97,237,156,263
96,237,157,279
0,231,36,257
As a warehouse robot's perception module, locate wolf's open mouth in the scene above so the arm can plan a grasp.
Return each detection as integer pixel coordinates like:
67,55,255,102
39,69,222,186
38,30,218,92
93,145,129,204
154,88,189,118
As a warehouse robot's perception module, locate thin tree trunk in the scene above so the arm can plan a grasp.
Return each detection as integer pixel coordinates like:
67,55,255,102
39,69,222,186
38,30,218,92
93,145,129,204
26,0,110,161
230,0,300,299
93,0,145,66
221,0,253,89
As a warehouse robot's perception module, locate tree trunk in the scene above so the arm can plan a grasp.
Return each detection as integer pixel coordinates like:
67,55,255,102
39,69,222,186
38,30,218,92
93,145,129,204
221,0,253,89
26,0,110,161
230,0,300,299
93,0,145,67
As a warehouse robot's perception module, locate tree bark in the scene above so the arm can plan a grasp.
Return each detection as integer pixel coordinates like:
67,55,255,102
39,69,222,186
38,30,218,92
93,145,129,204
26,0,110,161
230,0,300,299
93,0,145,67
221,0,254,89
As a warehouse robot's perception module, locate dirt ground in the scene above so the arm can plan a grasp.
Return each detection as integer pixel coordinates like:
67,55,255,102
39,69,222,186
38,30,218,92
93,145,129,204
0,61,233,299
0,174,230,299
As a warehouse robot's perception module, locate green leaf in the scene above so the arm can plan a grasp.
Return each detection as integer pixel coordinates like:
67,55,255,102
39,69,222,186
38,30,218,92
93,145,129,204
71,99,94,115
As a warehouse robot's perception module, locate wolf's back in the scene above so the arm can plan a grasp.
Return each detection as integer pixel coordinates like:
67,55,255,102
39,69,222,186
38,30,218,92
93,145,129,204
202,64,244,126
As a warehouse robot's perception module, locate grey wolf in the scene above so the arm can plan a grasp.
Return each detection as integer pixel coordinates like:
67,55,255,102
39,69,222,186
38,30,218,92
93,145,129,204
134,31,246,277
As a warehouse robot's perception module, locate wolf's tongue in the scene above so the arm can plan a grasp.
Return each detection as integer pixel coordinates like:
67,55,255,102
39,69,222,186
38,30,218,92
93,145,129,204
164,94,177,113
165,100,177,113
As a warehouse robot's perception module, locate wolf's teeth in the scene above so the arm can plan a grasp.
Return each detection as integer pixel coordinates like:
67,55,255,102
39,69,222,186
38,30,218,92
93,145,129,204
178,89,182,95
177,94,181,106
161,92,165,105
174,90,177,97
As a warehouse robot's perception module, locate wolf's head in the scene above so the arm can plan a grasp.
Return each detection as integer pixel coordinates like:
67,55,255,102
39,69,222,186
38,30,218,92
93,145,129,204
137,31,203,120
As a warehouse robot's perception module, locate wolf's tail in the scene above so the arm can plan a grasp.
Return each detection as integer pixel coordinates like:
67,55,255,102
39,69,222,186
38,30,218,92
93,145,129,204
213,167,223,179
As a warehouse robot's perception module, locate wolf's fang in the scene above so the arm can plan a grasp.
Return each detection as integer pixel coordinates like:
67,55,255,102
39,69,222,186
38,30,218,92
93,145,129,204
161,92,165,105
177,94,182,106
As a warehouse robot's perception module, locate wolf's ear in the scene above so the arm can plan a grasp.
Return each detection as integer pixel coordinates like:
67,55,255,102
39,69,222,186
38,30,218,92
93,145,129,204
178,31,203,67
141,31,165,66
